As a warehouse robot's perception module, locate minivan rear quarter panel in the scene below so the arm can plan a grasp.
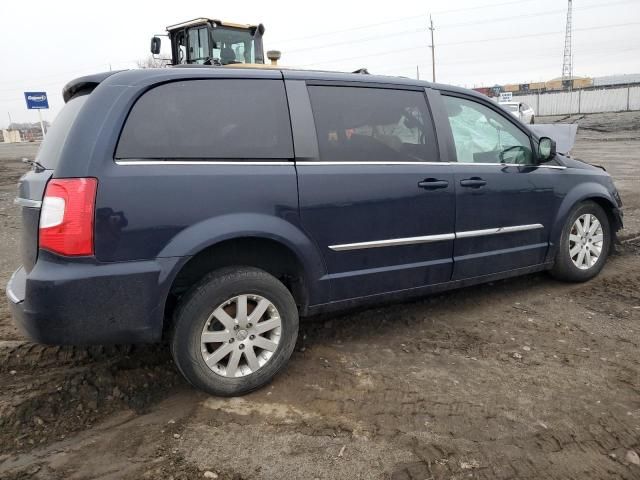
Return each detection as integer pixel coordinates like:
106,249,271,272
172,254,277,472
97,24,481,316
87,71,329,308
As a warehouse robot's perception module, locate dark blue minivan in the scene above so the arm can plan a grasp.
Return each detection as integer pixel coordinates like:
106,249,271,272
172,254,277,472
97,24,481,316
7,67,623,395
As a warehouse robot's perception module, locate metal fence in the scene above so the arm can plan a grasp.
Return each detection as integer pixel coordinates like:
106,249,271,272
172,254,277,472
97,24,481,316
515,86,640,116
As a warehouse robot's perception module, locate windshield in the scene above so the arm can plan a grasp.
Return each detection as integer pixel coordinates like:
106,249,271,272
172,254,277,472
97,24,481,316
186,26,257,65
213,27,257,64
502,103,519,112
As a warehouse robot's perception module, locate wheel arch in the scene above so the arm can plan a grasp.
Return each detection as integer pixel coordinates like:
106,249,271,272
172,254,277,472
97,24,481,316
158,214,329,333
546,185,619,263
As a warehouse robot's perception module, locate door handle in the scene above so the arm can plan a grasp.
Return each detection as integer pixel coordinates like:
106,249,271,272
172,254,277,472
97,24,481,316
418,178,449,190
459,177,487,188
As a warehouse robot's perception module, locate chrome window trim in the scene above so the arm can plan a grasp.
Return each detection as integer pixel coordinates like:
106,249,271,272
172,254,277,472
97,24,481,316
296,161,565,169
329,233,456,251
298,161,446,166
329,224,544,251
456,223,544,239
115,160,292,166
115,159,566,169
453,162,566,169
14,198,42,208
538,165,567,170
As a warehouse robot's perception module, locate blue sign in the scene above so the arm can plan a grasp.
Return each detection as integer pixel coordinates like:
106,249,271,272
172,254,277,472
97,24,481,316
24,92,49,110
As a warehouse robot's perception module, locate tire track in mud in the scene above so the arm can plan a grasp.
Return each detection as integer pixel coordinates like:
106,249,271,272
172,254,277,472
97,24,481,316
1,239,639,478
2,248,639,478
0,343,180,454
172,247,640,479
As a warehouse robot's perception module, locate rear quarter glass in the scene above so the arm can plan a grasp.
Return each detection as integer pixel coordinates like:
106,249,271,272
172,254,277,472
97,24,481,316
115,79,293,159
35,95,88,170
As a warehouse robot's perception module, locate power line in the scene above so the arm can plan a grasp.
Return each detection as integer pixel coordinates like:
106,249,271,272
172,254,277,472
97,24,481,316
275,0,541,44
0,59,139,88
298,21,640,68
428,0,544,16
440,0,636,29
2,0,634,89
282,0,637,57
283,28,423,54
438,21,640,47
389,48,640,81
0,79,72,95
368,44,640,75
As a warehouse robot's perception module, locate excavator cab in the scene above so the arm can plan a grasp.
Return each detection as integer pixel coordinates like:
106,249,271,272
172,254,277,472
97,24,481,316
151,18,267,66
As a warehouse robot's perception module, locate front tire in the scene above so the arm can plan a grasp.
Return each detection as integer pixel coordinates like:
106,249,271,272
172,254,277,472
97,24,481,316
550,201,611,282
171,267,299,396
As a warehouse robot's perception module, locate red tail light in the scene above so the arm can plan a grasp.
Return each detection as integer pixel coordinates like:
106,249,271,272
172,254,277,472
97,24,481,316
39,178,98,256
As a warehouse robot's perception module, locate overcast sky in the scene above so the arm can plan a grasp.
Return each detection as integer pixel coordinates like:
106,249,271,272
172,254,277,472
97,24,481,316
1,0,639,126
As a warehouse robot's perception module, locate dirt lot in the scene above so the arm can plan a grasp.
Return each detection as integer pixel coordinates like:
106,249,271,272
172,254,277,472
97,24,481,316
0,113,639,479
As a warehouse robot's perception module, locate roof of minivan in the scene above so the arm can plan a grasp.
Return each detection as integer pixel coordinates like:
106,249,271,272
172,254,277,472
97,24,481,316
63,67,484,103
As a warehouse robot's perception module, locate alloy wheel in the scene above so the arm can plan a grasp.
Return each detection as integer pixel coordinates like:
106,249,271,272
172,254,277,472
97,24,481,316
569,213,604,270
200,294,282,377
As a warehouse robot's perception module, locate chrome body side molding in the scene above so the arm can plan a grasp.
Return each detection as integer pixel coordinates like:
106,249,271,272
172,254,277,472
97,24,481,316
329,224,544,252
329,233,456,252
455,224,544,239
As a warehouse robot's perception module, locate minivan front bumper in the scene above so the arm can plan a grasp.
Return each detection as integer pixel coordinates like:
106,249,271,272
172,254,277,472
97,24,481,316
6,252,181,345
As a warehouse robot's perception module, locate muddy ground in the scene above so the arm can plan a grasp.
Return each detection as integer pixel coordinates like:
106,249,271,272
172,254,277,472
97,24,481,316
0,113,639,479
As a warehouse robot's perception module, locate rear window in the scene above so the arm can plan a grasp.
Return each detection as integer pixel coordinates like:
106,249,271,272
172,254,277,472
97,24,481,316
35,94,88,170
115,79,293,160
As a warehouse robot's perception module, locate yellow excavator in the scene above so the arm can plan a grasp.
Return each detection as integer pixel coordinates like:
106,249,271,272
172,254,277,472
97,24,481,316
150,18,281,67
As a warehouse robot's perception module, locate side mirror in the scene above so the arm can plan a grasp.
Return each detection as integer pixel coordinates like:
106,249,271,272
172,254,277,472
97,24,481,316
538,137,556,162
150,37,161,55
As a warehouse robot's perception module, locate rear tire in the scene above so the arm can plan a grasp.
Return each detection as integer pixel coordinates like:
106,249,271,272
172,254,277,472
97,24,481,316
530,115,535,124
170,267,299,396
550,201,610,282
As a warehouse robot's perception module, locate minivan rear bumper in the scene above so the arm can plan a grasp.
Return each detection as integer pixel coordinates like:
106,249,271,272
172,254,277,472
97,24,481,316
6,252,181,345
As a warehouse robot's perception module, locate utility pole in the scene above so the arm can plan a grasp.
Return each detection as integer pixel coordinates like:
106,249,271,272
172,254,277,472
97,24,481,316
428,15,436,82
37,110,45,138
416,65,420,80
7,112,12,128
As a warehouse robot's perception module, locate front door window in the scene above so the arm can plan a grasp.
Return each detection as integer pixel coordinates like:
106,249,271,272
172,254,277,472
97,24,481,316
443,96,533,165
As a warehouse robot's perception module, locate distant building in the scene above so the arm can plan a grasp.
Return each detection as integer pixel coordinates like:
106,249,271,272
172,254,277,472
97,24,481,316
473,74,640,97
2,122,49,143
592,73,640,87
1,129,22,143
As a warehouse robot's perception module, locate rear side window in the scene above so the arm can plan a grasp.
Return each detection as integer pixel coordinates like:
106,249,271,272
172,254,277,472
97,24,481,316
307,85,437,162
116,79,293,159
36,94,88,170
